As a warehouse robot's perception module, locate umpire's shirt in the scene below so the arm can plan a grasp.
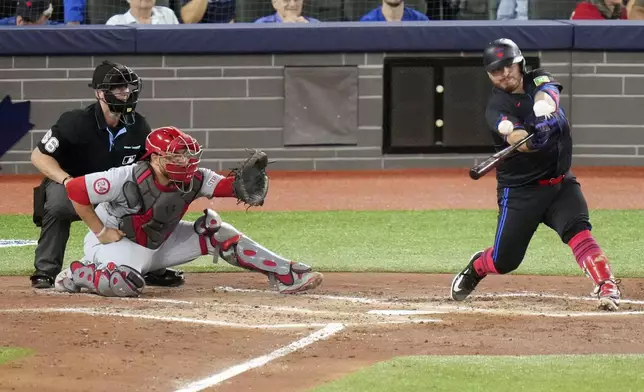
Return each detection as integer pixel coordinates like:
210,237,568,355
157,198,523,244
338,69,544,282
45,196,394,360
31,102,150,284
37,103,151,177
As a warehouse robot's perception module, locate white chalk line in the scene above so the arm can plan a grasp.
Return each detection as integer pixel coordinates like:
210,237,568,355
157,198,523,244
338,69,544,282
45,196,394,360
474,291,644,305
0,307,329,329
33,289,194,305
215,286,388,304
216,286,644,308
369,308,644,318
0,307,443,328
173,323,346,392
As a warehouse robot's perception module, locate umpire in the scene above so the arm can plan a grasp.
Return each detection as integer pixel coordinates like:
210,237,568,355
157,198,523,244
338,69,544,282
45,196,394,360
29,60,185,289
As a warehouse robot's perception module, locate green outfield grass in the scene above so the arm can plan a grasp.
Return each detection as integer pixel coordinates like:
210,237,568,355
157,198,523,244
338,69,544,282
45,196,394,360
0,210,642,277
0,347,32,365
309,354,644,392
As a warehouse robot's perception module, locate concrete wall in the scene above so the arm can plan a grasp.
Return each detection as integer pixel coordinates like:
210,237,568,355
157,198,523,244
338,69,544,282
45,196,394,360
0,51,643,174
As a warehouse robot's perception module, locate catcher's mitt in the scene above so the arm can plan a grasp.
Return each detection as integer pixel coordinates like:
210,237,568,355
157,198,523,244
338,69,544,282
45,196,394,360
230,149,269,207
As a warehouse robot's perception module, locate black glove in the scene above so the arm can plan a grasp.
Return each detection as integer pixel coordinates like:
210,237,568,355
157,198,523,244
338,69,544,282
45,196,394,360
230,149,269,207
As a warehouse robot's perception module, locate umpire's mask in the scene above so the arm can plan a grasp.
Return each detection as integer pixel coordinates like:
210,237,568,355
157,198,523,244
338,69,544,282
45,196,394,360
90,60,142,126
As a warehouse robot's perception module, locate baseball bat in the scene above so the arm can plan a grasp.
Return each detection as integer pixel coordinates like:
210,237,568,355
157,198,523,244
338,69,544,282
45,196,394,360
469,133,534,180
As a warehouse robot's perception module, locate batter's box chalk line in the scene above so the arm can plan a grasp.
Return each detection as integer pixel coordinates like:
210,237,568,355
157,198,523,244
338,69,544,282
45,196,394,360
0,307,442,329
173,323,346,392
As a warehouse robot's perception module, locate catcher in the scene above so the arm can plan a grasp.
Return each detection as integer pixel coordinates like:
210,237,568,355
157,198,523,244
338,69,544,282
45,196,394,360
54,126,323,297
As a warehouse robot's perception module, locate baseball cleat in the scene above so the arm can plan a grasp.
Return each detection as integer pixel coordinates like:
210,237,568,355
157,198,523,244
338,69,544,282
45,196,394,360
450,251,484,301
144,268,185,287
276,271,324,294
596,280,621,311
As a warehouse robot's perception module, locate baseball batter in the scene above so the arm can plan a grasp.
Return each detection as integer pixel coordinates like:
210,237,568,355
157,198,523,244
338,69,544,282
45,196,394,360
54,126,324,297
450,38,621,311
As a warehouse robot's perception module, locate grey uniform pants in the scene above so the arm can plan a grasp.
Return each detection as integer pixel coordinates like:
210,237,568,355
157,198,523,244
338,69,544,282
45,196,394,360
32,179,81,279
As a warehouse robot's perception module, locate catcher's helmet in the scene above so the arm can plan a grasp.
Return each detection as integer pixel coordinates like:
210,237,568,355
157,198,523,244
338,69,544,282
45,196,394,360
90,60,142,125
142,126,202,192
483,38,525,73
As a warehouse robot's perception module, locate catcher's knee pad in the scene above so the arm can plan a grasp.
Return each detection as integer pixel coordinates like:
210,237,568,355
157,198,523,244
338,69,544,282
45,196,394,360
194,208,223,235
69,260,145,297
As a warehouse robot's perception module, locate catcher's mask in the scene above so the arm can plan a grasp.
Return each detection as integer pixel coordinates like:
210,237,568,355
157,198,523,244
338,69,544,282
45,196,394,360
141,126,202,193
90,60,142,126
483,38,525,74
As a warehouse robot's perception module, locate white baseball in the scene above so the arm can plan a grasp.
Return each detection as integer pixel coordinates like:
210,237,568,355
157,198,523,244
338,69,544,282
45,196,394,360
533,98,556,117
436,85,444,93
497,120,514,135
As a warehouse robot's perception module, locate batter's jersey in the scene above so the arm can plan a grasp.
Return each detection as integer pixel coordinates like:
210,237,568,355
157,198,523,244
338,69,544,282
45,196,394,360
81,164,225,230
484,69,573,188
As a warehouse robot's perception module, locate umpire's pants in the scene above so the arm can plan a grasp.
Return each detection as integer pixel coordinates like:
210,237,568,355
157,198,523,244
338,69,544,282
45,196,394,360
32,179,81,279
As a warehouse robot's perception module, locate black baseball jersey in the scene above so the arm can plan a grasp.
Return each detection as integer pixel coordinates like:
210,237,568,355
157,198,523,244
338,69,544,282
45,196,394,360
484,69,572,188
37,103,151,178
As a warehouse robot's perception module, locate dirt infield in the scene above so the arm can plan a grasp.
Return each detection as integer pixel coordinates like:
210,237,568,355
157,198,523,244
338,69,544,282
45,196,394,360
1,167,644,392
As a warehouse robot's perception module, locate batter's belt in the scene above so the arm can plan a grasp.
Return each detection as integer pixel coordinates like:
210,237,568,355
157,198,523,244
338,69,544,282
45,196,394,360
537,174,565,186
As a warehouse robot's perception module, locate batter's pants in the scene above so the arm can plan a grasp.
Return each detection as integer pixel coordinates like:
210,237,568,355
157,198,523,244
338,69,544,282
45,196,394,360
491,171,591,274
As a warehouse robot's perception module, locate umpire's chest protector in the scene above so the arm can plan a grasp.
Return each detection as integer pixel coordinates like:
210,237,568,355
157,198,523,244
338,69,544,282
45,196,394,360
120,162,203,250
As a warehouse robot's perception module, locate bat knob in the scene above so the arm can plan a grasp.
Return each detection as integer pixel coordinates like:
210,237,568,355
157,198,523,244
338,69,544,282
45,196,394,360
469,169,481,180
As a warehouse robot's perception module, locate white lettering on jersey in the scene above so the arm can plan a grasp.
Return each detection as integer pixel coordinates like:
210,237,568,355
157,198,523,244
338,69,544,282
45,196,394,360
197,168,225,199
41,130,52,144
122,155,136,165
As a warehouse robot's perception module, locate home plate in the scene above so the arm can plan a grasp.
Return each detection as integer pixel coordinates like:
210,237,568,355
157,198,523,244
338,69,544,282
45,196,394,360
367,310,447,316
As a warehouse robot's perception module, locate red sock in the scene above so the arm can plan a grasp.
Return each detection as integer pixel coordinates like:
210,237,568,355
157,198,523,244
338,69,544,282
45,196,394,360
568,230,614,284
568,230,601,269
472,247,497,278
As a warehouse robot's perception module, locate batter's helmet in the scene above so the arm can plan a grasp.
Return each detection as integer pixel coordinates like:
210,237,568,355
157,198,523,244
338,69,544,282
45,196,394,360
90,60,142,126
483,38,525,73
142,126,202,191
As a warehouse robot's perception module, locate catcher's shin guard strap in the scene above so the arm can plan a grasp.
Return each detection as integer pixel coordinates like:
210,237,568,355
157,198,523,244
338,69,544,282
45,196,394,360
70,261,145,297
209,222,305,284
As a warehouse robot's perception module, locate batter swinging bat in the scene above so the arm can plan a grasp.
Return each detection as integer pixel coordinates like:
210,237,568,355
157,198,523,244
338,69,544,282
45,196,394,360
469,133,534,180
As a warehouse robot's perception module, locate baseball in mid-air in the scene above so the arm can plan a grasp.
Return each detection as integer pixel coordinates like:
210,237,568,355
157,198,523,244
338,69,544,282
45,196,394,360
436,85,444,93
498,119,514,135
435,119,444,127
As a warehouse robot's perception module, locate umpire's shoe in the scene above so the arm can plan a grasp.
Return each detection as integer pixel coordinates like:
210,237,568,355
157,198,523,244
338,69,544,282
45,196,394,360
30,274,54,289
144,268,185,287
450,251,484,301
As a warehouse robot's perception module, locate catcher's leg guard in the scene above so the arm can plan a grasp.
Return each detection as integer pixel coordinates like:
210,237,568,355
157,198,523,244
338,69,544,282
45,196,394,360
568,230,621,311
54,260,145,297
195,209,323,294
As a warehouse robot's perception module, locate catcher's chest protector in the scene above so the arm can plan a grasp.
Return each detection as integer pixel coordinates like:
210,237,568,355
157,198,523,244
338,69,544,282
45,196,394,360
120,162,203,250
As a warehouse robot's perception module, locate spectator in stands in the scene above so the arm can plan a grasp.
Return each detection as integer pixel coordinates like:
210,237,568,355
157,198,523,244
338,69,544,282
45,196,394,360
571,0,627,19
254,0,319,22
496,0,528,19
627,0,644,18
180,0,235,23
106,0,179,24
0,0,60,25
360,0,429,21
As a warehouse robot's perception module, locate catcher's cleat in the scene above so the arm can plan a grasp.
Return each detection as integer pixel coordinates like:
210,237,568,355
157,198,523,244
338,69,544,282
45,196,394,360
451,251,484,301
594,279,621,311
144,268,185,287
273,270,324,294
